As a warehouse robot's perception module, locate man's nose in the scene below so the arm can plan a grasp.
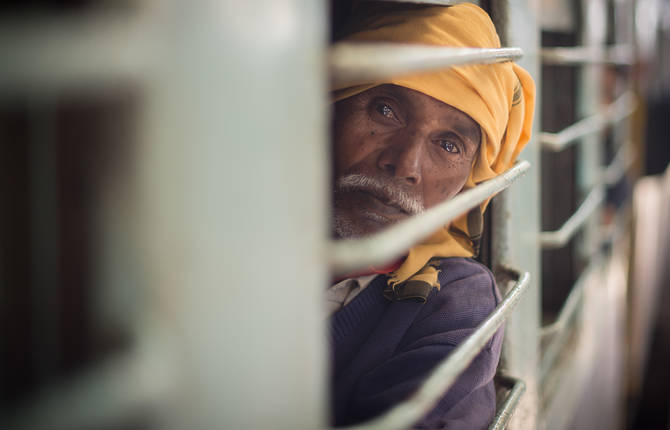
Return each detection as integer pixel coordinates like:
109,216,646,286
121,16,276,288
376,138,423,185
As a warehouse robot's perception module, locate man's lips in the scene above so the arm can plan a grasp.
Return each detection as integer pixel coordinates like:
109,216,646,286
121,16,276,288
354,190,409,220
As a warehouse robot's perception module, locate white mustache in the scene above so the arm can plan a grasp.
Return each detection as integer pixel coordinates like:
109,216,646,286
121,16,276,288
336,174,425,215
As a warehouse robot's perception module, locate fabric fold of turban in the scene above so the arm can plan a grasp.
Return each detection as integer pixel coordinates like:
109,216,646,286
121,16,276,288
333,3,536,297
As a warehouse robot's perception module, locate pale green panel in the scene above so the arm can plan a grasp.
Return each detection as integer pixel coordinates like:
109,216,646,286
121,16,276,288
578,0,606,259
492,1,541,429
137,1,328,429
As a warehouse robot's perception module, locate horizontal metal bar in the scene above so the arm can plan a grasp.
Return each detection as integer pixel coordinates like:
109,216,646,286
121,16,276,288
489,375,527,430
341,269,531,430
539,185,605,249
329,161,530,276
0,10,156,95
330,43,523,88
541,44,634,66
540,91,636,151
539,257,602,379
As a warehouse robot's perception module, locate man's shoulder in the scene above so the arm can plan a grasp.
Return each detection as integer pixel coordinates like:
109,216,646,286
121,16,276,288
432,257,498,300
408,258,500,339
434,257,495,285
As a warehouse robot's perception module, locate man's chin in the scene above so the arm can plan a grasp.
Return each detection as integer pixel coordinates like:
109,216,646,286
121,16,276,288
332,212,393,239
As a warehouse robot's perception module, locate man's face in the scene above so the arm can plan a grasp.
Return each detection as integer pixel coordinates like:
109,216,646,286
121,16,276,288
332,84,481,238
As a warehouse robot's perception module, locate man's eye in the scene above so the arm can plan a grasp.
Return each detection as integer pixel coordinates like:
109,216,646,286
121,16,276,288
439,140,460,154
376,103,396,119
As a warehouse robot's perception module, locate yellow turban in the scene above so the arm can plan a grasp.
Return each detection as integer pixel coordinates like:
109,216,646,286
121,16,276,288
333,3,535,297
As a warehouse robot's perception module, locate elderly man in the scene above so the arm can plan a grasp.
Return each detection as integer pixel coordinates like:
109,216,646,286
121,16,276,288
328,3,535,429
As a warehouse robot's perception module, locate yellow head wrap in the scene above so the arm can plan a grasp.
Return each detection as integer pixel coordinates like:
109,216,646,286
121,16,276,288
334,3,535,298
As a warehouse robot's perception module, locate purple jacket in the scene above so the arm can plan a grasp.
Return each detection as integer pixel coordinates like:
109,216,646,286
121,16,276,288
330,258,503,429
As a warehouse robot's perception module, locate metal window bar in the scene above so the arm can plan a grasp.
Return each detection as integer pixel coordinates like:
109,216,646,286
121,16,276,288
330,43,523,88
539,185,605,249
329,160,530,275
539,91,636,151
338,270,531,430
490,375,527,430
540,44,634,66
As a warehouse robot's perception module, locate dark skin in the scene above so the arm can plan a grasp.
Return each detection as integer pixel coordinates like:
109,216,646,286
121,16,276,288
332,84,481,238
